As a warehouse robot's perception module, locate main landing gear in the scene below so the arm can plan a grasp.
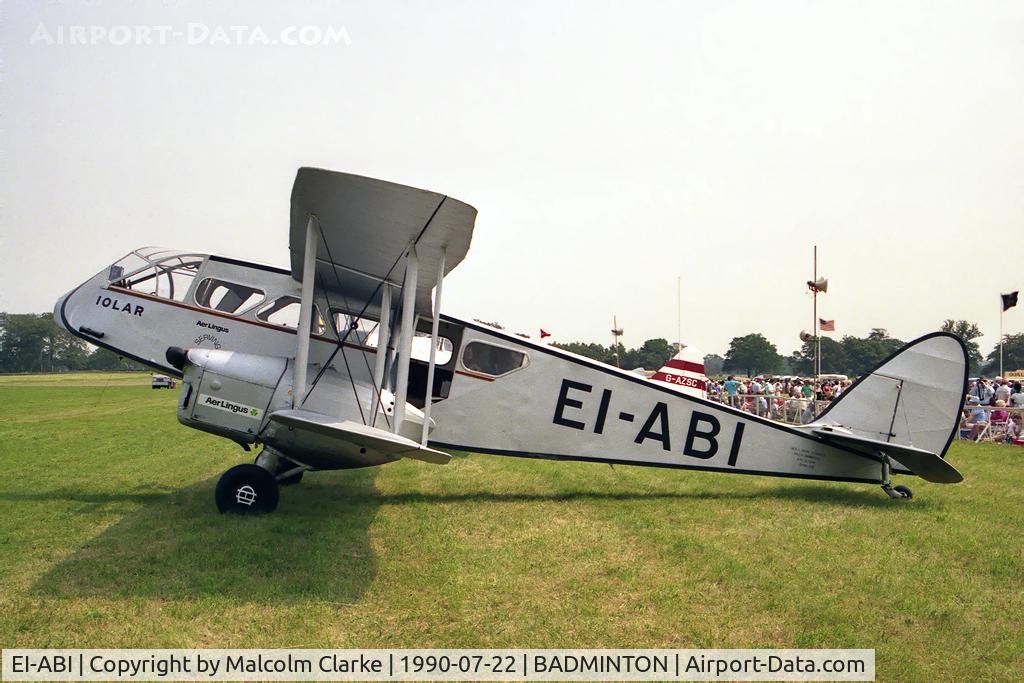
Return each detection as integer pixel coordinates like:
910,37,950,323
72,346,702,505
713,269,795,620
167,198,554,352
878,452,913,499
214,449,308,514
215,464,279,514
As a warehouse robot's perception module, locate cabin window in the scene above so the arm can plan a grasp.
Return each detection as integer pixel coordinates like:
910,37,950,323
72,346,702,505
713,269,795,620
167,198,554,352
333,311,454,364
333,312,380,341
414,336,454,366
194,278,265,314
113,256,203,302
256,296,325,334
108,253,148,282
461,341,528,377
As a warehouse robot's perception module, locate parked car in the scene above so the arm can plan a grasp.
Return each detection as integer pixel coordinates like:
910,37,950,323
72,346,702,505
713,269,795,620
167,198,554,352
151,374,177,389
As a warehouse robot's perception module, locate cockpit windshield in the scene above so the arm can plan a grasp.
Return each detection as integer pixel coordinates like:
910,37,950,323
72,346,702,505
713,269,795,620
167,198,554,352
108,249,205,302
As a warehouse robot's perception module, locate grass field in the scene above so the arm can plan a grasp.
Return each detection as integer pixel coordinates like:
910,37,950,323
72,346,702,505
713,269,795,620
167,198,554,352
0,371,153,387
0,375,1021,680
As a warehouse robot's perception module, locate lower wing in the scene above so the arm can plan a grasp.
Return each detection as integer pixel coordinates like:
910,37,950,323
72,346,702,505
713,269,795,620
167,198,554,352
268,409,452,465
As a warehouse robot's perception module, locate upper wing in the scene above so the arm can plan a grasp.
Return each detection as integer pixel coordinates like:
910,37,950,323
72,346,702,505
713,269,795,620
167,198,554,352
268,409,451,465
289,168,477,317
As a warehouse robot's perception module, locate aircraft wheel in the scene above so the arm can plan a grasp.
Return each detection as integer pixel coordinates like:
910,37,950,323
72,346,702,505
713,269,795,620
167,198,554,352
278,470,304,486
893,485,913,499
215,464,279,514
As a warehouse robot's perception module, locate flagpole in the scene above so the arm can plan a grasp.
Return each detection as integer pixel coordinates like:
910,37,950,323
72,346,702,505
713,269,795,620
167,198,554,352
677,275,682,353
1000,300,1004,378
611,315,622,368
997,292,1017,377
813,245,819,385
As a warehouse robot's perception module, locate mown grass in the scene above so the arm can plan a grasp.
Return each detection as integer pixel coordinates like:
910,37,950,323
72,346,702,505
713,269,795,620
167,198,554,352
0,376,1021,680
0,372,151,386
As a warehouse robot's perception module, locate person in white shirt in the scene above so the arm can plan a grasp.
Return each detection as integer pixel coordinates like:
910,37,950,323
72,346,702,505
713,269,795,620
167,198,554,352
750,378,766,416
994,380,1011,403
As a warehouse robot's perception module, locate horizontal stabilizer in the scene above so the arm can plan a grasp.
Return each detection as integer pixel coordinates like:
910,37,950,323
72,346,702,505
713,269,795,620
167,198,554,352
812,427,963,483
268,409,451,465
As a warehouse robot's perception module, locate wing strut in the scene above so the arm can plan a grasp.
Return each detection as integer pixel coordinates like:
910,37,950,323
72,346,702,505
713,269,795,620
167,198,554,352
392,247,418,433
421,247,446,445
293,214,318,407
369,283,392,426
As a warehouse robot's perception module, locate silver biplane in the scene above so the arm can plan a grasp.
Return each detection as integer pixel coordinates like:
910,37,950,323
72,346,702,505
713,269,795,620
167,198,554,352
54,168,967,513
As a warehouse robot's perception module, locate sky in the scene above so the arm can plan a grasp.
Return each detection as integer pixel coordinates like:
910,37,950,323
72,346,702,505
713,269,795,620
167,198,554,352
1,0,1022,359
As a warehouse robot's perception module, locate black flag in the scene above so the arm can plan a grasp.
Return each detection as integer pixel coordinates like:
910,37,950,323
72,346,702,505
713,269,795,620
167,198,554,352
1002,291,1019,312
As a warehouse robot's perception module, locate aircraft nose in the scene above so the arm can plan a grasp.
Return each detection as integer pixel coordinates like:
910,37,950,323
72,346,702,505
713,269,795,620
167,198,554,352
53,293,70,332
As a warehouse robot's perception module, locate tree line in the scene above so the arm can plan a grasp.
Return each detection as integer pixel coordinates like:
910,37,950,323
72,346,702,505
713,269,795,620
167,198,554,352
552,338,677,372
0,313,143,373
4,311,1022,379
779,320,1020,377
556,319,1024,379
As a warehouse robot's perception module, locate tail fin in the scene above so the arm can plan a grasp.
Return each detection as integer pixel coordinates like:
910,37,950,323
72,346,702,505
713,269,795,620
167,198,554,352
811,332,968,460
650,346,708,399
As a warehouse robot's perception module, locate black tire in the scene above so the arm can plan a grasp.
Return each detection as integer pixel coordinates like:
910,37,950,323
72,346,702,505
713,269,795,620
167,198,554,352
893,485,913,499
277,470,304,486
215,464,279,514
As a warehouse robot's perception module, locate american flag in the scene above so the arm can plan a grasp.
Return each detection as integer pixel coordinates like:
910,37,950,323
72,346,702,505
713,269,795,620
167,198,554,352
819,319,836,332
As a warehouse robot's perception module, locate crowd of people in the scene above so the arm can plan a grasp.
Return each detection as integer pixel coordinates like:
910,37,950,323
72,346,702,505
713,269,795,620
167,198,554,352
704,373,1024,443
960,377,1024,443
706,375,851,423
704,370,1024,446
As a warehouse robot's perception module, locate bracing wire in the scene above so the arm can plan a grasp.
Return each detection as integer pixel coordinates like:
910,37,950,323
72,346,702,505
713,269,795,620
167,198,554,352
300,196,448,414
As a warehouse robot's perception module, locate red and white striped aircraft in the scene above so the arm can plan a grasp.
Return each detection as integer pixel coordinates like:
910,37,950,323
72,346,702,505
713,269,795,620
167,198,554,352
650,347,708,400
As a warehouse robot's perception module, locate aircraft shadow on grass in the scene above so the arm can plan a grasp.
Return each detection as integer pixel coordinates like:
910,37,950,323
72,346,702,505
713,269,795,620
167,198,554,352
33,469,383,605
33,473,936,604
0,489,174,505
337,483,937,509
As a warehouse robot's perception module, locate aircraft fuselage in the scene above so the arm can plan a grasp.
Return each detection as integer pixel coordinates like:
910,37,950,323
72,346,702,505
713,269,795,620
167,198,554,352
55,248,887,484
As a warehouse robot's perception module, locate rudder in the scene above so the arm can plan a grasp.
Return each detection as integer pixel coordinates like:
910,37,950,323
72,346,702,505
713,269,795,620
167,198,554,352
811,332,968,459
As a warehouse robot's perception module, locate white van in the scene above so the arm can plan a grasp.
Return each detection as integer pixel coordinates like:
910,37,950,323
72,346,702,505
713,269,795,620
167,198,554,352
151,374,177,389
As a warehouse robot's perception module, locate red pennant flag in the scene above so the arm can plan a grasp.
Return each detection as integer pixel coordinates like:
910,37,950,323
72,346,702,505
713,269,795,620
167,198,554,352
540,329,552,339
